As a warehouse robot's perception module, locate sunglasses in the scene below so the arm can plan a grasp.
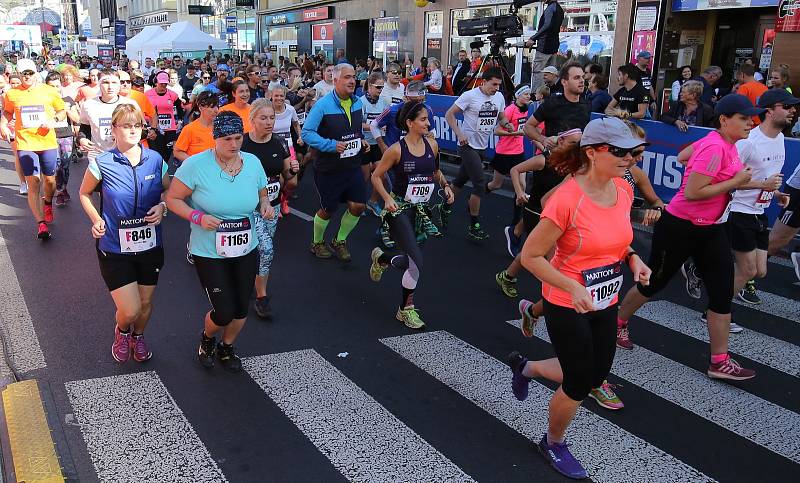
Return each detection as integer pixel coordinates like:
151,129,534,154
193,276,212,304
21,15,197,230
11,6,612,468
388,70,400,74
202,76,211,80
594,144,645,158
20,70,35,77
372,85,385,89
120,80,132,84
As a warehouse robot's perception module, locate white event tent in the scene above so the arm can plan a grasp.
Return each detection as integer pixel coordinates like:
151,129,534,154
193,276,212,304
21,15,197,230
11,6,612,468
140,22,229,57
124,25,165,62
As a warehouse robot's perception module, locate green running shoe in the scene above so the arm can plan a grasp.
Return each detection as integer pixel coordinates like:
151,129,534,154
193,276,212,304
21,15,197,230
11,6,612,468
310,241,333,259
396,306,425,329
467,223,489,241
330,239,352,262
370,247,387,282
495,270,518,298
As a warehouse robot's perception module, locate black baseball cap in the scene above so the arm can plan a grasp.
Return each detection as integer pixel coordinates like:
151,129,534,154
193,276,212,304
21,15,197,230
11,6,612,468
757,89,800,108
714,94,765,117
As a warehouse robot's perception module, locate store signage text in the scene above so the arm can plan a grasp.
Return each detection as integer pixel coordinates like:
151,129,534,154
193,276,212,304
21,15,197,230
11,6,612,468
374,17,399,41
129,12,172,28
263,6,332,26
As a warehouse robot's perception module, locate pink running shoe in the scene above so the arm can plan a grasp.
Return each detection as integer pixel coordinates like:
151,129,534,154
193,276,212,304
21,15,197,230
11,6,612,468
112,326,132,363
131,333,152,362
518,299,539,338
616,325,634,350
708,356,755,381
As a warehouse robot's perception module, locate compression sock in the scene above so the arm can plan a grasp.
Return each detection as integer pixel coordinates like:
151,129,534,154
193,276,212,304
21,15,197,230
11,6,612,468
335,210,360,241
313,214,330,243
401,287,415,308
711,353,729,364
617,316,628,328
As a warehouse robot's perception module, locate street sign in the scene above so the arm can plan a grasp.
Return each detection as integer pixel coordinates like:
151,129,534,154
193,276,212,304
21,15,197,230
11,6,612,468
188,5,215,15
226,16,238,34
59,28,68,51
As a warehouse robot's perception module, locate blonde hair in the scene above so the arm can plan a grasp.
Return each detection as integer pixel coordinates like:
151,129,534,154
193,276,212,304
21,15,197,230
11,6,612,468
59,64,79,79
249,98,274,124
111,103,145,126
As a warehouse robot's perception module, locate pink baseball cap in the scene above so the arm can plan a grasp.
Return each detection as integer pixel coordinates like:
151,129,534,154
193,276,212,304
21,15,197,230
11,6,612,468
155,71,169,84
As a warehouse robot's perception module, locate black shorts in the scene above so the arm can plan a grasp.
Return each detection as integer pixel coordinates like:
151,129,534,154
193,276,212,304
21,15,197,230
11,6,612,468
314,167,367,213
361,144,382,165
490,152,525,176
523,166,564,233
778,186,800,228
728,212,769,252
97,247,164,292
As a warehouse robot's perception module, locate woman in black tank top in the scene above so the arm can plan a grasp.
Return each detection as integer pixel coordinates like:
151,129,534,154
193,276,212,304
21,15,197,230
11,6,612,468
367,101,454,330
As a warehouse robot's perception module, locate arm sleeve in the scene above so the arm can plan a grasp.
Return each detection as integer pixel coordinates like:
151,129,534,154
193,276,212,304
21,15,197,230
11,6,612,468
530,5,555,42
454,91,472,112
540,187,572,232
300,102,337,152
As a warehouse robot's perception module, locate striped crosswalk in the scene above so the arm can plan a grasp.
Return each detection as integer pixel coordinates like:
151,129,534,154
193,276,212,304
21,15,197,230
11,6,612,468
732,290,799,321
61,288,798,482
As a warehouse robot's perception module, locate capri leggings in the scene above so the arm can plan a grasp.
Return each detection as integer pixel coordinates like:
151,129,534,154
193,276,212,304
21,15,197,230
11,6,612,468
453,144,486,197
56,137,74,191
543,299,617,402
253,212,279,276
638,210,734,314
193,249,259,326
382,210,424,300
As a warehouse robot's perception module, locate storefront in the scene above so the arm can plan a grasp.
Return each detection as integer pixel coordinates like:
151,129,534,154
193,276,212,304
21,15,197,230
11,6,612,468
373,17,399,69
312,22,335,59
259,6,334,60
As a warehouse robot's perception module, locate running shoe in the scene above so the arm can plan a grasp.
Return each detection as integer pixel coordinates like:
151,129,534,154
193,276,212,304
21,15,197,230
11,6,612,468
495,270,518,298
309,241,333,259
379,225,395,249
792,252,800,282
421,215,441,238
504,225,522,258
216,343,242,373
518,299,539,338
198,332,216,368
330,239,352,262
680,261,703,299
19,182,28,195
396,306,425,329
467,223,489,241
616,325,634,350
55,192,67,207
43,203,54,223
699,311,744,333
506,351,531,401
279,193,290,216
434,203,452,229
707,355,756,381
589,381,624,410
366,199,382,217
131,334,152,362
254,296,273,320
186,242,194,265
537,434,588,480
737,280,761,305
111,326,132,363
370,247,387,282
37,222,51,241
62,188,71,203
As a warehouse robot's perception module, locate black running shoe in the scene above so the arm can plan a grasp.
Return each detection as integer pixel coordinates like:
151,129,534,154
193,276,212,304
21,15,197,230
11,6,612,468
254,296,273,320
198,332,216,368
216,343,242,373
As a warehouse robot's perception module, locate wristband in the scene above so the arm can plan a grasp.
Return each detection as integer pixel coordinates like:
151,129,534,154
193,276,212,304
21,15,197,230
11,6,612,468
625,251,638,264
190,209,204,225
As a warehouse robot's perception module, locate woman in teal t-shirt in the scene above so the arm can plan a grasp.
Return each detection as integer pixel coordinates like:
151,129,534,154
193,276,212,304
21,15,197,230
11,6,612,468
167,111,273,373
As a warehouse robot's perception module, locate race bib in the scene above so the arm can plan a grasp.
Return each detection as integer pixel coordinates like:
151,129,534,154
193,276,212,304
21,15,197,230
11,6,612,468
582,261,623,310
755,189,774,209
297,112,306,126
404,175,435,204
340,136,361,159
478,103,498,133
99,118,112,138
20,105,45,129
215,217,251,258
158,113,173,131
392,97,403,104
118,217,156,253
716,200,733,224
266,176,281,202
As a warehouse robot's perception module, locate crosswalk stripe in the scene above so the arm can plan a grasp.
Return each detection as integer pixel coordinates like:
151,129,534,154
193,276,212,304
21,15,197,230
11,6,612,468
733,290,800,321
381,331,713,483
637,301,800,378
506,318,800,463
243,350,475,483
65,371,227,483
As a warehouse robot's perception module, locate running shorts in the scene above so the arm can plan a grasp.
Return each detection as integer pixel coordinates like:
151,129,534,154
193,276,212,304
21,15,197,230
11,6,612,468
778,186,800,229
18,149,58,177
728,212,769,252
362,144,383,165
314,166,367,213
97,247,164,292
490,152,525,176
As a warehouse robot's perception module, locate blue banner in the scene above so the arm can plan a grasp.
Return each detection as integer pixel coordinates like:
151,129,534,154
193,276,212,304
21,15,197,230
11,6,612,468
114,20,126,50
424,94,800,225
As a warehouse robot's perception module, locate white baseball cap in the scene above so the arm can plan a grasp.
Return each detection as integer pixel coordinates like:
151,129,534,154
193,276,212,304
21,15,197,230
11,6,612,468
16,58,37,74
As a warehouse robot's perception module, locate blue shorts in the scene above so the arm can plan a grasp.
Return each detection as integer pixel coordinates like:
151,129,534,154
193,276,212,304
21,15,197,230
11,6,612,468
18,149,58,177
314,167,367,213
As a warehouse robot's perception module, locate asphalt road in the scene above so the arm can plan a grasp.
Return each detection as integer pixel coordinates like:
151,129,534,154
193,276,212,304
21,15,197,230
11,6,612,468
0,145,798,483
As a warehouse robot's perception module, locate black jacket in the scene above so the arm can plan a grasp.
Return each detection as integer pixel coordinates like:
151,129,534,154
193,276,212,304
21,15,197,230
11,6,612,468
452,59,472,94
660,101,715,128
529,1,564,55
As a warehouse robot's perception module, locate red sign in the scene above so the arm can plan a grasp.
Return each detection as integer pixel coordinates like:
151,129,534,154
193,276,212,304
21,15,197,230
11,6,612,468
303,7,330,22
776,0,800,32
312,23,333,42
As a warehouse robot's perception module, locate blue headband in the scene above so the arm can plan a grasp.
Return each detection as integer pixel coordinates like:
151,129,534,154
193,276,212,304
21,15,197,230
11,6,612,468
213,112,244,139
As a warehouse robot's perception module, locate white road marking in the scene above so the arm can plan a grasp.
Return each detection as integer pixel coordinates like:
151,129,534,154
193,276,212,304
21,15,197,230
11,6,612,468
0,229,46,374
65,371,228,483
381,331,712,483
733,290,800,321
637,301,800,378
244,349,475,483
507,318,800,463
289,207,314,222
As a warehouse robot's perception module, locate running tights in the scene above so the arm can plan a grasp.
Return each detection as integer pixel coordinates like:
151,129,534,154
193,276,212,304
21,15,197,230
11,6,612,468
380,210,424,308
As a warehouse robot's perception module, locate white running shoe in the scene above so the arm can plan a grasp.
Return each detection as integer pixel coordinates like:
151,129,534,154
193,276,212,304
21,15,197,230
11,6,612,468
19,181,28,195
792,252,800,282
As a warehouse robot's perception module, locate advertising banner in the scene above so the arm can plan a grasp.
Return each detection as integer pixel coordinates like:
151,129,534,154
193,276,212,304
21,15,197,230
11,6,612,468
114,20,126,50
776,0,800,31
226,16,238,34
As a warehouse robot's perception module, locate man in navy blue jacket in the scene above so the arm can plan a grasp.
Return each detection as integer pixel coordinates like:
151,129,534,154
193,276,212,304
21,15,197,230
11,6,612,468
302,63,370,261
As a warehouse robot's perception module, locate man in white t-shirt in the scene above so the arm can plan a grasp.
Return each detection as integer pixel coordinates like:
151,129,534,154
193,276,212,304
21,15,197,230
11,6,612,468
729,89,796,299
77,70,139,162
380,63,405,105
313,64,335,100
444,67,511,241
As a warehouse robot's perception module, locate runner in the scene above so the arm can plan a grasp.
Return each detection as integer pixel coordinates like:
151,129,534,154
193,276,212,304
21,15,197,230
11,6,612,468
369,101,453,329
380,63,406,105
166,111,271,372
616,94,760,380
145,71,183,163
507,117,650,479
359,73,389,215
44,72,80,207
241,99,299,319
76,68,100,104
3,73,26,194
219,80,252,133
769,107,800,281
302,63,369,261
119,71,158,136
77,104,169,363
270,85,303,214
173,91,218,162
77,69,139,164
0,58,67,240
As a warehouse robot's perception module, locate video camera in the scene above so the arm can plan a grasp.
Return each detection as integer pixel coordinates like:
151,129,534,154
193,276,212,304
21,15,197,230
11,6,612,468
456,13,523,39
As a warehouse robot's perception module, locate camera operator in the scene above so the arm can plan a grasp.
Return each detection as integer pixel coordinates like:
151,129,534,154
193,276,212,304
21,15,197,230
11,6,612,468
518,0,564,90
